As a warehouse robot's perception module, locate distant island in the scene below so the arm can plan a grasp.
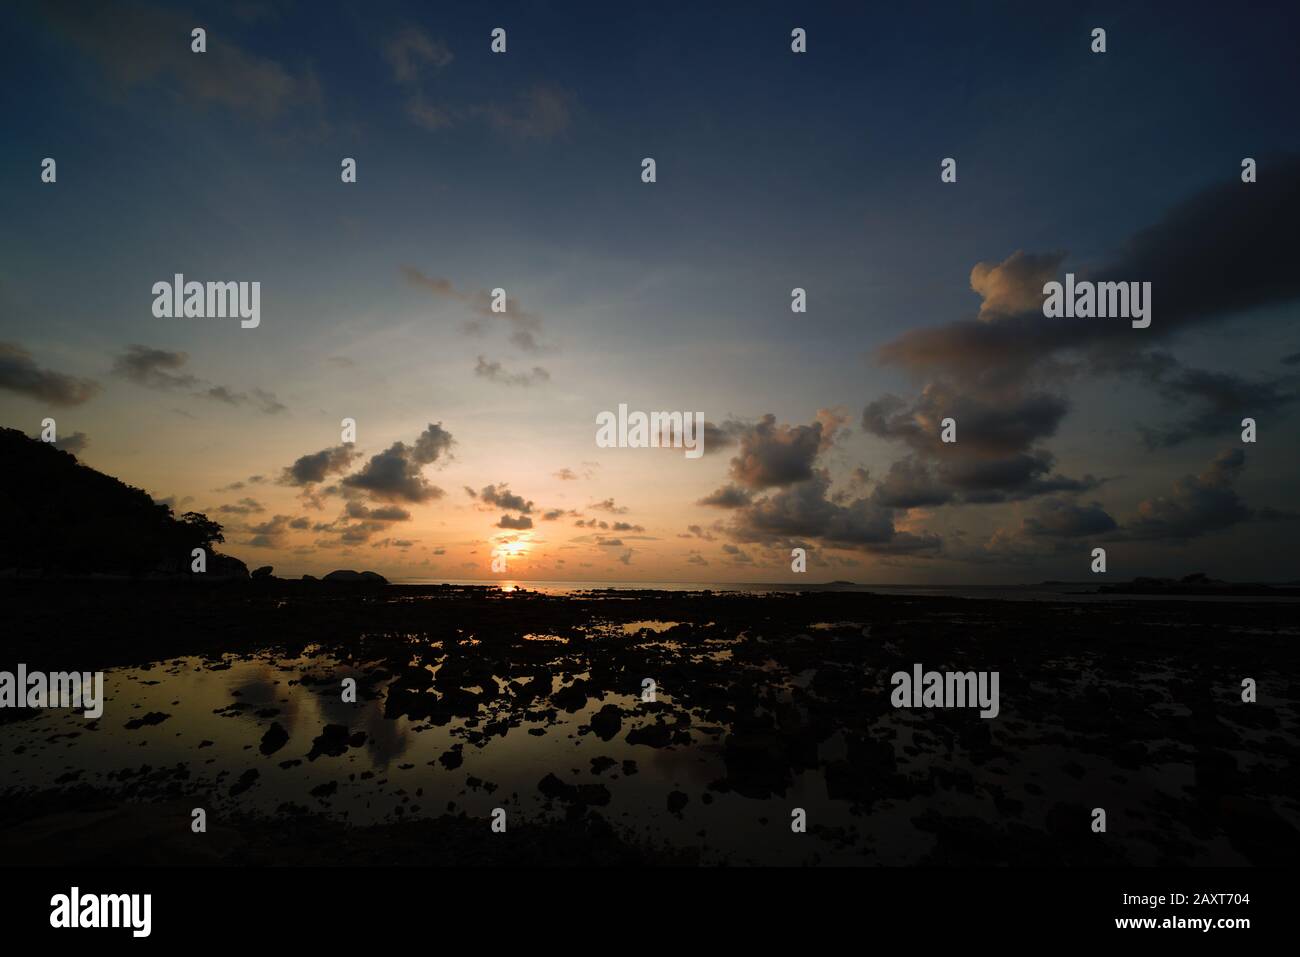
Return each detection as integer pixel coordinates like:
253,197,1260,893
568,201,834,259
1095,573,1299,597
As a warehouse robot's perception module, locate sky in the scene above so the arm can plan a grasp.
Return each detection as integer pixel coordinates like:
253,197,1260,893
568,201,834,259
2,0,1298,584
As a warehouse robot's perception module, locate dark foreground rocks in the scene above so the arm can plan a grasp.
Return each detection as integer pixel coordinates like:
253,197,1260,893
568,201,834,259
3,581,1299,866
0,789,696,866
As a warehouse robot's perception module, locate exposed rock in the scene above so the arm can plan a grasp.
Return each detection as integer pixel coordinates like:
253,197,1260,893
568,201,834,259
322,569,388,584
259,722,289,756
306,724,366,761
551,681,589,712
537,772,611,807
626,720,673,748
208,554,250,580
124,712,170,730
589,704,622,741
230,768,259,796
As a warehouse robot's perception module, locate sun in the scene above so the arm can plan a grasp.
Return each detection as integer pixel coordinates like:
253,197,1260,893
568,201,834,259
494,538,532,560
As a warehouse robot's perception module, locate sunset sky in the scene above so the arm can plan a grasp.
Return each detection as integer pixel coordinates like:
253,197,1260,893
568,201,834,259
3,1,1298,583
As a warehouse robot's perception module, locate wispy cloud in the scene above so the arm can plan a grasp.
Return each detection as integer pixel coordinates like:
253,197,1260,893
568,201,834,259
0,342,98,406
474,356,550,387
111,345,287,414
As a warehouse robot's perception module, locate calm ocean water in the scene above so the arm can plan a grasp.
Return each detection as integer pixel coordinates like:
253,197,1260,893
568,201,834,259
389,579,1300,602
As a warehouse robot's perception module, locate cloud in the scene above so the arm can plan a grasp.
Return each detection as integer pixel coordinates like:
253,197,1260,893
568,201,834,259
728,412,843,490
338,521,390,545
153,493,193,510
860,370,1097,506
871,456,953,509
728,472,940,555
691,413,944,557
216,475,265,492
863,385,1068,459
341,424,454,504
411,421,455,464
27,429,90,454
940,450,1273,561
215,497,266,516
588,498,629,514
403,93,454,130
479,484,533,513
111,345,198,389
384,27,454,130
554,463,598,480
385,27,453,83
877,157,1300,386
980,449,1294,558
42,0,324,124
246,514,294,548
870,449,1099,509
1021,498,1118,538
721,543,754,564
112,345,285,413
281,444,360,486
497,514,533,530
1121,449,1254,541
402,268,548,353
0,342,98,406
701,419,750,455
680,524,717,541
697,484,753,508
202,384,286,414
345,501,412,522
1095,157,1300,334
1106,354,1300,448
342,446,444,503
54,431,89,453
474,356,550,387
474,85,573,140
25,429,91,454
938,450,1100,503
383,33,574,141
970,251,1066,321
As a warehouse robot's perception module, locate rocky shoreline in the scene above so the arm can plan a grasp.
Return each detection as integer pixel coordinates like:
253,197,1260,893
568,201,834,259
2,583,1298,865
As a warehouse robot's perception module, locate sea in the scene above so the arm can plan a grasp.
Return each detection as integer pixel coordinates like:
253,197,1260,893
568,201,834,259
388,579,1300,602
